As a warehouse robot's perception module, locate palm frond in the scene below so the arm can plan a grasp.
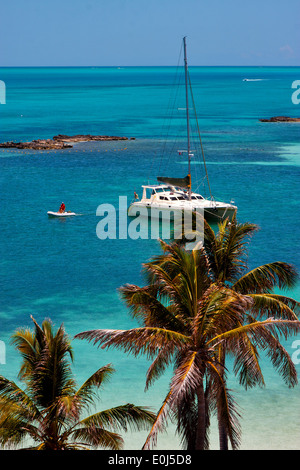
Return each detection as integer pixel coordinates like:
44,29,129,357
0,376,39,416
249,325,299,388
142,261,194,316
168,351,202,407
145,350,173,391
209,318,300,388
247,293,300,320
75,327,191,360
142,243,208,316
142,390,172,450
204,218,258,283
70,426,123,450
233,262,298,294
194,286,252,343
231,333,265,389
119,284,187,332
0,379,41,448
209,318,300,348
29,322,76,408
80,404,155,434
173,392,199,450
10,329,38,381
75,364,115,408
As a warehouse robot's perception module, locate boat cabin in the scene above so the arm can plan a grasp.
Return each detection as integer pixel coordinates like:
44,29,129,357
140,184,204,202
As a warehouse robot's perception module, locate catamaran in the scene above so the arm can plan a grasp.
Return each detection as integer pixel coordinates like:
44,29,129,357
128,37,237,221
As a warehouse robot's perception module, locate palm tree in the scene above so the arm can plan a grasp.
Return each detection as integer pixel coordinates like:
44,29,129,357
75,238,300,450
200,216,299,448
0,316,155,450
155,215,300,447
148,216,300,448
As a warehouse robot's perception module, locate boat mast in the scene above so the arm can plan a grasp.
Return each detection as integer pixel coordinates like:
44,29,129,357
183,36,192,200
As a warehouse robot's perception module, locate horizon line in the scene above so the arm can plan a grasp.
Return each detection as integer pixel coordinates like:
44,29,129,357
1,64,299,68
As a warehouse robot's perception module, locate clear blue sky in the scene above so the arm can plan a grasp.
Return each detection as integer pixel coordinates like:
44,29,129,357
0,0,299,66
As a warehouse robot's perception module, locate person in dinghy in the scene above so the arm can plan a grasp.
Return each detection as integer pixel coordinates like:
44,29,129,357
58,202,66,213
47,203,76,217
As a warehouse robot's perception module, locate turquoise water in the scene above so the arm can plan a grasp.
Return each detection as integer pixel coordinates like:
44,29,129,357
0,66,299,450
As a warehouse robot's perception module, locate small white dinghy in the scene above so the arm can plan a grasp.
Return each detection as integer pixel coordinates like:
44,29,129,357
47,211,76,217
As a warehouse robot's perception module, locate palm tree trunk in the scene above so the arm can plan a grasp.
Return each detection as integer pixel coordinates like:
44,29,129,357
218,418,228,450
217,347,228,450
195,380,206,450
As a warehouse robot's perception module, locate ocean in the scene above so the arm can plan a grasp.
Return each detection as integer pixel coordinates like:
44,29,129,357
0,65,299,450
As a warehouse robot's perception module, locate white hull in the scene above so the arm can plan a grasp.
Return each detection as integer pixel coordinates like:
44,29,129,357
128,200,236,222
128,184,236,222
47,211,76,217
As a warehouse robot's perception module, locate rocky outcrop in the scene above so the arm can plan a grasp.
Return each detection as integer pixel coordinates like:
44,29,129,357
259,116,300,122
53,134,131,142
0,139,72,150
0,134,134,150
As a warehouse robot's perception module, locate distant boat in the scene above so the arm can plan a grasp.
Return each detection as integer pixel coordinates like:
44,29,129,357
47,211,76,217
128,37,237,222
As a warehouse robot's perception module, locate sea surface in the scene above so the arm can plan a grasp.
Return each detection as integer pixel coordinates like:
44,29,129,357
0,65,299,450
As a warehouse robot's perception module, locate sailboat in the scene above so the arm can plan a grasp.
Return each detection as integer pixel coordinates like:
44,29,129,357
128,37,237,221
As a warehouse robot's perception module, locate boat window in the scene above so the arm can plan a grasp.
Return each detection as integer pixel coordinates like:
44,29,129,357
170,197,178,200
159,196,168,200
191,196,197,200
144,188,153,200
177,196,185,200
196,196,203,200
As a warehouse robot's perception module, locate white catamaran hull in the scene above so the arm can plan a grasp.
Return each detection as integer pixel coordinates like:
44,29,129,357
128,199,237,221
